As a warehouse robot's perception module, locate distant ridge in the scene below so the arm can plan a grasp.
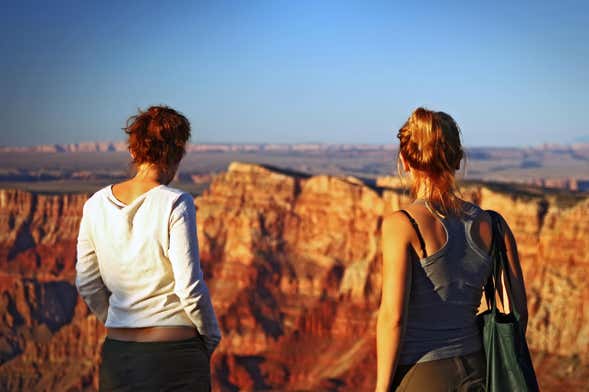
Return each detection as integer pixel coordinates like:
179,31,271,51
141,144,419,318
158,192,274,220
1,141,588,153
0,141,126,153
0,141,397,153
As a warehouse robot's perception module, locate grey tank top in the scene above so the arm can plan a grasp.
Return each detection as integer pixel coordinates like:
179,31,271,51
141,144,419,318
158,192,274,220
398,200,492,364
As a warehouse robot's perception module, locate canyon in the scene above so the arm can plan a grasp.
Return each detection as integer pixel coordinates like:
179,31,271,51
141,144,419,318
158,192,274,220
0,162,587,391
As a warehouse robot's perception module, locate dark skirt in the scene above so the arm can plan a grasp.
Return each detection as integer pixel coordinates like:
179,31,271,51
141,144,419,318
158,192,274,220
99,336,210,392
391,350,486,391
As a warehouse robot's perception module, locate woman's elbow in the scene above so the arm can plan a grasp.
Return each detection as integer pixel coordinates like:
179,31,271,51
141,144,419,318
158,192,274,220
377,307,404,329
74,275,93,298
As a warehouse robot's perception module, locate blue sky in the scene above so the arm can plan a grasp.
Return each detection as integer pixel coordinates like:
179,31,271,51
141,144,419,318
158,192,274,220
1,0,587,147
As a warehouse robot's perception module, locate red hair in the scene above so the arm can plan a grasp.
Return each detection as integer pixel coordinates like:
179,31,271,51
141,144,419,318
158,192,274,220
124,106,191,172
397,107,464,215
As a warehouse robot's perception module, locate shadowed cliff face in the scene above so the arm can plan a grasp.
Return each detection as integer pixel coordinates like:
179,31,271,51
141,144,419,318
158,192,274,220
0,162,587,391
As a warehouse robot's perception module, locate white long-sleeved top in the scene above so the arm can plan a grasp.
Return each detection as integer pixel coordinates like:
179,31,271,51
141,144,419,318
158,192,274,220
75,183,221,354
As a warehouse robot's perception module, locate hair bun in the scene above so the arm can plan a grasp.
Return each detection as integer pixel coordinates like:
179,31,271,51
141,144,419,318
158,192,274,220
397,107,464,215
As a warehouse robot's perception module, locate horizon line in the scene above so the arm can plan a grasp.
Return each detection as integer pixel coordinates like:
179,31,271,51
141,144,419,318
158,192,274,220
1,140,589,151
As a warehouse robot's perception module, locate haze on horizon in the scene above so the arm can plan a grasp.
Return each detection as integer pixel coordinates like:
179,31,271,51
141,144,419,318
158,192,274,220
1,1,588,148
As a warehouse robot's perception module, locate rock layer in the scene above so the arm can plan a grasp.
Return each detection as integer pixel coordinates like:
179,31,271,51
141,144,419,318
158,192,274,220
0,163,587,391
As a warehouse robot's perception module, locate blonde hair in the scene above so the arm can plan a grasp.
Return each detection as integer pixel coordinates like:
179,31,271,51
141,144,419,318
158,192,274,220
397,107,464,216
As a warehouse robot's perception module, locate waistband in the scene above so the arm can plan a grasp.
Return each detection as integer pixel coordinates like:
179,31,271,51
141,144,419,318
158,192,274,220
399,349,485,368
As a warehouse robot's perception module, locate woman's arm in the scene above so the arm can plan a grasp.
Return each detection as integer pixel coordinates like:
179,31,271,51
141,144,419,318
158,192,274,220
75,202,110,323
169,193,222,356
375,212,413,392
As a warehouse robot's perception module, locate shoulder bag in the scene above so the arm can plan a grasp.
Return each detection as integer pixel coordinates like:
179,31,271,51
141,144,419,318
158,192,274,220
478,210,540,391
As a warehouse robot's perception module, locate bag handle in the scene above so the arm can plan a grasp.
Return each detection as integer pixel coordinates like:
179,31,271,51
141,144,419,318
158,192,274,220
486,210,521,321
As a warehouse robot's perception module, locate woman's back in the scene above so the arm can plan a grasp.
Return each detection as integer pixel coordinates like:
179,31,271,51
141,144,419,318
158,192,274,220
398,200,493,364
79,183,201,328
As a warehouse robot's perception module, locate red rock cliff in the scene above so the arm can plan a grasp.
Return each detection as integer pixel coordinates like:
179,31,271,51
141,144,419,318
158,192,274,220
0,163,587,391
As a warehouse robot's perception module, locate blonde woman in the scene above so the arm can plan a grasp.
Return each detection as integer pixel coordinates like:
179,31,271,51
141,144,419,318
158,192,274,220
375,108,528,391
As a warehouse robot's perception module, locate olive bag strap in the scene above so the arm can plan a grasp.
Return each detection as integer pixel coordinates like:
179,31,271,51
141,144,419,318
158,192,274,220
478,210,540,392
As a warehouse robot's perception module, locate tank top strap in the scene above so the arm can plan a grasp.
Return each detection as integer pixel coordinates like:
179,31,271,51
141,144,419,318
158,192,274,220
462,202,484,220
399,210,428,258
423,200,448,221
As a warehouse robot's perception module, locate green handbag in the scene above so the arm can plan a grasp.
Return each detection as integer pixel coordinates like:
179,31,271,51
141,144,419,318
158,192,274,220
478,211,540,391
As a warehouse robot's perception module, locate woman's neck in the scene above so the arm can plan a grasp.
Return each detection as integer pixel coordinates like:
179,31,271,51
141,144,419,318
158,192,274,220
414,185,431,200
132,163,175,185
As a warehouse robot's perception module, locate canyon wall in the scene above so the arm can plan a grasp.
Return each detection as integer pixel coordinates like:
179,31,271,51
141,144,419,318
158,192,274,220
0,162,587,391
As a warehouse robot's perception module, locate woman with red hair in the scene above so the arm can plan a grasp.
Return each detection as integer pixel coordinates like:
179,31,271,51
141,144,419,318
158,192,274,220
375,108,529,391
76,105,220,391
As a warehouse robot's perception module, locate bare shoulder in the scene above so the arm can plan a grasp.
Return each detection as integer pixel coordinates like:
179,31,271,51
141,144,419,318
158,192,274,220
474,208,492,230
382,210,414,228
472,212,493,254
382,210,414,242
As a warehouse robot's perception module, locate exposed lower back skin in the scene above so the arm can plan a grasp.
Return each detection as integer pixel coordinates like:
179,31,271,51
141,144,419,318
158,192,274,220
106,326,198,342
